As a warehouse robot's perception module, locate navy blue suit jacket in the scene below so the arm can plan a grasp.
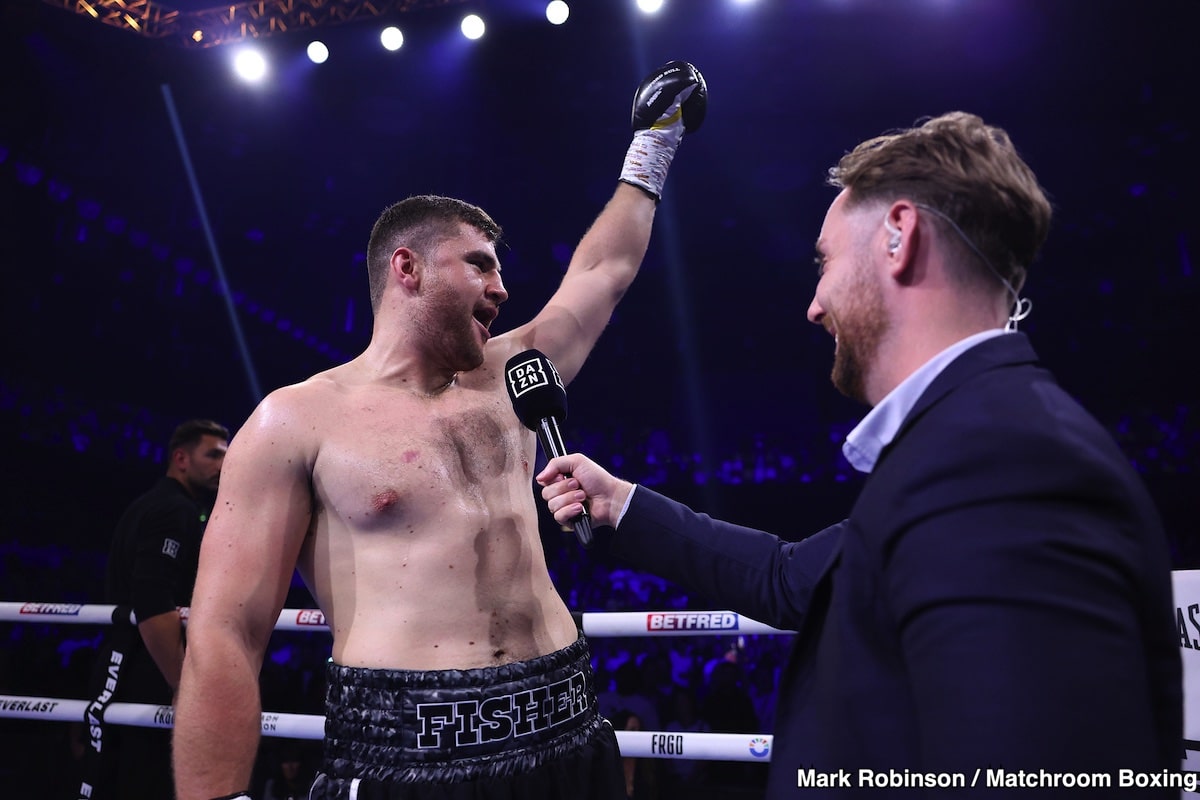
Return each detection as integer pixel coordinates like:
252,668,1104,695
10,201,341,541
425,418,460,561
611,333,1181,797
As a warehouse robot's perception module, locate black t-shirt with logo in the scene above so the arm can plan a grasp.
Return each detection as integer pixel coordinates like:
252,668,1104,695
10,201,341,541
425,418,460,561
100,476,209,702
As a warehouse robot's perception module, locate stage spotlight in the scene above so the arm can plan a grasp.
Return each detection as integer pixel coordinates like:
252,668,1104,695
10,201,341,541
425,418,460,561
307,41,329,64
636,0,664,13
546,1,569,24
381,26,404,51
233,48,268,82
461,13,485,40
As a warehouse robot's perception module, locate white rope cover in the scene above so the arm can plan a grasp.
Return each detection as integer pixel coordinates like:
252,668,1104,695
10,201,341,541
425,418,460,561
0,602,796,637
0,602,135,626
0,695,774,762
579,609,792,637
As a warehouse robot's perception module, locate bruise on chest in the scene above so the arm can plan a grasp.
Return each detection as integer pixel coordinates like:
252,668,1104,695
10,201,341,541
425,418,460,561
317,400,528,527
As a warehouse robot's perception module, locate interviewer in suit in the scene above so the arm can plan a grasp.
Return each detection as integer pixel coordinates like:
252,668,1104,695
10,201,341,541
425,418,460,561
536,112,1181,797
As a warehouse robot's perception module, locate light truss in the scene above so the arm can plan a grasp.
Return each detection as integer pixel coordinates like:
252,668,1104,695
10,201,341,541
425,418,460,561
48,0,180,39
41,0,465,47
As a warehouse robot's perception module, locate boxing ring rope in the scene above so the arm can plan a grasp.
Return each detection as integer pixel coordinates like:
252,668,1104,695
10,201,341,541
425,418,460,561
0,602,792,762
0,694,773,761
0,602,795,636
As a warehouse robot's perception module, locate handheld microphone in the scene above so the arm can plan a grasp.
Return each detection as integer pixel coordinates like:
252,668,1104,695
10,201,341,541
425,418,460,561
504,349,593,548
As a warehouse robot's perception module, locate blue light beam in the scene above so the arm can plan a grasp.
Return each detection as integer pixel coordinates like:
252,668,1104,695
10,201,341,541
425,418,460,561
161,83,264,403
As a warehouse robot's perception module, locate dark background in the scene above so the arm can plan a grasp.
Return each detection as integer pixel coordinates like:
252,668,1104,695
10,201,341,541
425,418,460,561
1,0,1197,794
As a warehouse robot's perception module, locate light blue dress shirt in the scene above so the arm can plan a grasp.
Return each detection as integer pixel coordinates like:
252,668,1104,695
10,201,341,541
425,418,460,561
842,328,1009,473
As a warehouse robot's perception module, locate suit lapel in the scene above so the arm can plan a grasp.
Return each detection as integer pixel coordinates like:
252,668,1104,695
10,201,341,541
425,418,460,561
876,332,1042,468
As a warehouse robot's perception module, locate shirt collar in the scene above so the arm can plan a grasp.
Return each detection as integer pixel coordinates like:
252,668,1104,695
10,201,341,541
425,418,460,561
842,329,1009,473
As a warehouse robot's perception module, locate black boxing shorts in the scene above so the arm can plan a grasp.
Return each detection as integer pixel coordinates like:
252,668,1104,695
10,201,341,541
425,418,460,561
308,635,626,800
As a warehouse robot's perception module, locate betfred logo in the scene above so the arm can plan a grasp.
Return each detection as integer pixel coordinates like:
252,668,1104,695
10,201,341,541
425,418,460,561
295,609,326,626
646,612,738,631
20,603,83,616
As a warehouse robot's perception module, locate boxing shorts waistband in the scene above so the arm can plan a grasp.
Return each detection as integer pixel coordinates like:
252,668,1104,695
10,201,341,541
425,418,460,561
322,635,601,783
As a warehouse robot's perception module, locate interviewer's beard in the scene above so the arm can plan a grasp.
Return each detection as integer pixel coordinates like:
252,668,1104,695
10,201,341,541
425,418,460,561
830,264,888,405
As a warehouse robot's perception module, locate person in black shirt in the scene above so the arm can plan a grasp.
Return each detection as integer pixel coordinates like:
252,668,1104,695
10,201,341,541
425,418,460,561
78,418,229,800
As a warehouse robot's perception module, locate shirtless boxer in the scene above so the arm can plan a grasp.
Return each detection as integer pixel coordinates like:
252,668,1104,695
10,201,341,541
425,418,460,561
172,61,707,800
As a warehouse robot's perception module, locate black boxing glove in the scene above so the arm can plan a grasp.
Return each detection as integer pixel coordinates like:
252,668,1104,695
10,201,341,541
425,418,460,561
619,60,707,201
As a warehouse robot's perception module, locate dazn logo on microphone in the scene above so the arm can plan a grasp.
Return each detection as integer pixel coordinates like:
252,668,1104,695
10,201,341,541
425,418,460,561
506,356,563,398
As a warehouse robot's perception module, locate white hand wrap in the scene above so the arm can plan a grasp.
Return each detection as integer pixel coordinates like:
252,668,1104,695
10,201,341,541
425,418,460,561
619,91,693,201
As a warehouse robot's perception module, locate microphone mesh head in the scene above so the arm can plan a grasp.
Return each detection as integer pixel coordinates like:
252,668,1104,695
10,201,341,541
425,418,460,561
504,349,567,430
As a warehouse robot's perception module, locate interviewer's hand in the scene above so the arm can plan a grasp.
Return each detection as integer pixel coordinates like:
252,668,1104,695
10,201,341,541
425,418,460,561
536,454,634,529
